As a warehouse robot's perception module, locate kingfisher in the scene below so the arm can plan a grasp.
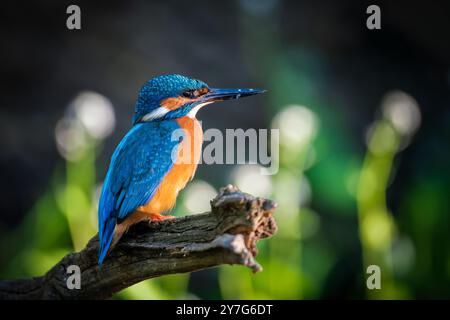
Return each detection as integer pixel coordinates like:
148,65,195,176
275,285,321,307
98,74,264,264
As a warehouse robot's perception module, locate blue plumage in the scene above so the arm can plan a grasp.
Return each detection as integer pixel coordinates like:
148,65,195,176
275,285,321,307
98,120,181,264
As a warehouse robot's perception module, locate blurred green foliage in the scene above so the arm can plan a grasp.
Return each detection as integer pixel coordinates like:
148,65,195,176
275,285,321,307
1,4,449,301
0,76,448,299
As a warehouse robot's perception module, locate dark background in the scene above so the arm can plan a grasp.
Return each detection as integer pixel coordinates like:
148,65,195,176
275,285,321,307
0,0,449,299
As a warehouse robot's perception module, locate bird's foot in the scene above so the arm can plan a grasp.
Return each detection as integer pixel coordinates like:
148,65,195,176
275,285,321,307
148,213,176,222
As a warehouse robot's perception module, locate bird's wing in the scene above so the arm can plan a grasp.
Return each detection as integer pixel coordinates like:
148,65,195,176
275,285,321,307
98,120,181,263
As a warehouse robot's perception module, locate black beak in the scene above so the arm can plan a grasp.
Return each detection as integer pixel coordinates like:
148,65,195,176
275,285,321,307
201,88,266,103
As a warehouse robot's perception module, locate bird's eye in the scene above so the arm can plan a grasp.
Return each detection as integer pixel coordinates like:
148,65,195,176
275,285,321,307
182,88,209,99
182,90,196,98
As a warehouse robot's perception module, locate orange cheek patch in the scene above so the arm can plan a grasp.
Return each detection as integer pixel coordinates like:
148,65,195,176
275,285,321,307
198,87,210,95
160,96,190,110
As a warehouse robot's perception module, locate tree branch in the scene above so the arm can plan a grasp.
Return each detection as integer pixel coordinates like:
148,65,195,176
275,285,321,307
0,185,277,300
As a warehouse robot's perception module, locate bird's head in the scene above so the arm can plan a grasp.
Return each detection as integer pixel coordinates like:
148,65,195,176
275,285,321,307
133,74,265,124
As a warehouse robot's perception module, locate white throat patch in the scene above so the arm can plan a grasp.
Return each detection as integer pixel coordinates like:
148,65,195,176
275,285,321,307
187,102,213,118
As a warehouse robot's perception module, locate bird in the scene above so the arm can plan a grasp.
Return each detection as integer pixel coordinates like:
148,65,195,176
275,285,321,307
98,74,265,264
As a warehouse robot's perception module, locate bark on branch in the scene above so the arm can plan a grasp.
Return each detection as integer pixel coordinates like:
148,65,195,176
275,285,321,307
0,185,277,300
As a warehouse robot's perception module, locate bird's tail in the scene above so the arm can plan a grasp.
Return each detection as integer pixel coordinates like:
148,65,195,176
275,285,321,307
98,217,116,265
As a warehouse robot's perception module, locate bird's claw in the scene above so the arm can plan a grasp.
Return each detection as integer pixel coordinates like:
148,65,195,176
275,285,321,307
147,214,176,225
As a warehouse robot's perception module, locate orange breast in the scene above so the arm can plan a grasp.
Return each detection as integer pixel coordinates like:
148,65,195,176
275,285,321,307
137,117,203,214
